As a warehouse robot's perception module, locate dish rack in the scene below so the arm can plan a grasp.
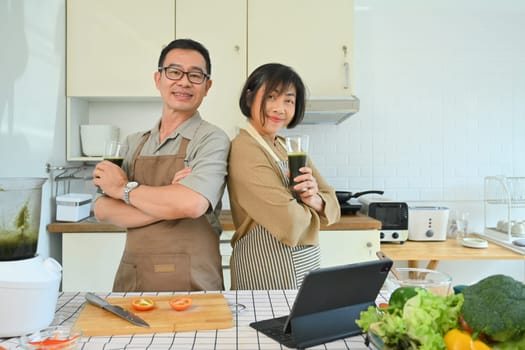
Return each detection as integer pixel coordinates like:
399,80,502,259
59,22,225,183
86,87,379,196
480,176,525,254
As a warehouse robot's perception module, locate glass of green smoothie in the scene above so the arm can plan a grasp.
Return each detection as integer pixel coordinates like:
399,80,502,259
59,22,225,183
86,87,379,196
285,134,309,189
103,140,128,166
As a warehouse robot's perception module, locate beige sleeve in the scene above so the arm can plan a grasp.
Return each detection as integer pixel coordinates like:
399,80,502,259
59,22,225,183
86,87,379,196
308,159,341,226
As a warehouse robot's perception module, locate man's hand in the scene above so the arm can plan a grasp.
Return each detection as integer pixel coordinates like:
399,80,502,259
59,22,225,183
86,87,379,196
93,160,129,200
172,167,192,184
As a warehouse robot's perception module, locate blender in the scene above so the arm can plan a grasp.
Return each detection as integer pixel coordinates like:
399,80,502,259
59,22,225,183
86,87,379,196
0,178,63,337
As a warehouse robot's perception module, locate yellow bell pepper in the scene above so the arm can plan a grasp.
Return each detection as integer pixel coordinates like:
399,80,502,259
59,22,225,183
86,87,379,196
444,329,492,350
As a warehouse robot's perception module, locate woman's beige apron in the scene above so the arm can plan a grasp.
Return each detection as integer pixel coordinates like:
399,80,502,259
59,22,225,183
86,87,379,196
113,132,223,292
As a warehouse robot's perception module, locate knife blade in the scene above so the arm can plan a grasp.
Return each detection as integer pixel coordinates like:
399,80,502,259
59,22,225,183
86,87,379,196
85,292,150,328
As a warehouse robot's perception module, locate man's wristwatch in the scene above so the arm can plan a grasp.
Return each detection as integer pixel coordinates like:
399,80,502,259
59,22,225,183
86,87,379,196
123,181,139,205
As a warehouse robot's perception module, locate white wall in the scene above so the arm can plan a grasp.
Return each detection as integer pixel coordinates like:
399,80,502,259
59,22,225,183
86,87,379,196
299,0,525,284
0,0,66,260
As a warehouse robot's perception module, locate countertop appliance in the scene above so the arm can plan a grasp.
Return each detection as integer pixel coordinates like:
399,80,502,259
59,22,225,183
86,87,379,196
359,197,408,243
0,177,62,337
408,206,449,241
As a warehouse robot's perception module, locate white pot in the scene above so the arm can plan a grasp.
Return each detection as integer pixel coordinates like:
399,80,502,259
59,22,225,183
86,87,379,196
0,256,62,337
80,124,119,157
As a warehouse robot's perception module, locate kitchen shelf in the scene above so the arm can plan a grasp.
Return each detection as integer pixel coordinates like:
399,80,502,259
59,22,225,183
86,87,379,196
480,176,525,255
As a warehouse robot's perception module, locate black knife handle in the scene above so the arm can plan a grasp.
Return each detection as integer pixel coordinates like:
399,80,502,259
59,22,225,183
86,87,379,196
85,292,110,308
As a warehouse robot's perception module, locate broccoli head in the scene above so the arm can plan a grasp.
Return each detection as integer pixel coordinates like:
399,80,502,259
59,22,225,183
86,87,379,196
461,274,525,343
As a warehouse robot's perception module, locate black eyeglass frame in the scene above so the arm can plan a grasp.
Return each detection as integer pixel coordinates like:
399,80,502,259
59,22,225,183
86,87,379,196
158,66,210,84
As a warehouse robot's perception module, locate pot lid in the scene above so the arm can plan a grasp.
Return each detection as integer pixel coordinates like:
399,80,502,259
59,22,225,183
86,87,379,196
0,256,62,288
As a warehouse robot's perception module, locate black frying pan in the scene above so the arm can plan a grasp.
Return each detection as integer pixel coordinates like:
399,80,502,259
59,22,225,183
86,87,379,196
336,190,384,204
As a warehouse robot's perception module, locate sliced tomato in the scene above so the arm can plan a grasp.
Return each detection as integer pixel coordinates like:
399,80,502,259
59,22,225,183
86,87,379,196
131,297,156,311
28,334,80,347
169,297,192,311
378,302,389,309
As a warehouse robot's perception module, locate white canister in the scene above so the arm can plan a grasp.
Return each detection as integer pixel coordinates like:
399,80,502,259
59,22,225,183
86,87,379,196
0,256,62,337
56,193,92,222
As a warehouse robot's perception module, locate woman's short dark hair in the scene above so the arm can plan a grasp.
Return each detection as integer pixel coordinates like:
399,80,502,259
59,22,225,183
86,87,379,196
158,38,211,75
239,63,306,128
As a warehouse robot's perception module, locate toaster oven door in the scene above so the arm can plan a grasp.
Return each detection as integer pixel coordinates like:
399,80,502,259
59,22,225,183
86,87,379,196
369,203,408,230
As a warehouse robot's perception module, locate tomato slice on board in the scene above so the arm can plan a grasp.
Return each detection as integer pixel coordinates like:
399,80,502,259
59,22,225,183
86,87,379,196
131,297,156,311
169,297,192,311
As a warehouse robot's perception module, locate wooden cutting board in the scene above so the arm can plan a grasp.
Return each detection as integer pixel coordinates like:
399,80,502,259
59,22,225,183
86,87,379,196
74,293,233,336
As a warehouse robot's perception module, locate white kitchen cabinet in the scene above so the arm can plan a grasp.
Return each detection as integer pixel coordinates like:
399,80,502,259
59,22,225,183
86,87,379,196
66,0,175,160
319,230,379,267
220,231,234,290
65,0,355,160
175,0,247,138
61,231,233,292
66,0,174,97
62,233,125,292
248,0,354,97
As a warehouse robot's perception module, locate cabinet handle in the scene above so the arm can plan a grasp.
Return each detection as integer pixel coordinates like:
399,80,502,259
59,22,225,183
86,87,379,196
366,241,373,248
343,62,350,90
342,45,350,90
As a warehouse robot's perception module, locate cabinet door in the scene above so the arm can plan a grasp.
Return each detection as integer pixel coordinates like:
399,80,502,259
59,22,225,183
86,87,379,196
67,0,175,97
62,233,125,292
176,0,246,138
248,0,354,96
319,230,379,267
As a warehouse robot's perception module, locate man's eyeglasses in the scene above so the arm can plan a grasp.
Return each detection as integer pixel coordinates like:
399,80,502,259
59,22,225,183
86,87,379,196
158,66,209,84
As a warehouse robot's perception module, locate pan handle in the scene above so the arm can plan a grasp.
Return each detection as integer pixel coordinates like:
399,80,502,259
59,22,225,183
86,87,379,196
351,190,384,198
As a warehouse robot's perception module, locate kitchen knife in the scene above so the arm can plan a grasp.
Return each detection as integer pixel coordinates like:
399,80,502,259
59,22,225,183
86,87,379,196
85,292,150,328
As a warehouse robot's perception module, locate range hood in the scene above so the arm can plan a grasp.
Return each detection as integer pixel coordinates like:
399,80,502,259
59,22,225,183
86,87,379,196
302,95,360,125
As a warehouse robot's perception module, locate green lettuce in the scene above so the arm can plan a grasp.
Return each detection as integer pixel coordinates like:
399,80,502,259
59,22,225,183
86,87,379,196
356,289,464,350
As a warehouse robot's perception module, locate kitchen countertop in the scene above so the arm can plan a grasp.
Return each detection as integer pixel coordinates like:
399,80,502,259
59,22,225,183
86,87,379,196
0,290,385,349
381,237,525,261
380,237,525,270
47,211,382,233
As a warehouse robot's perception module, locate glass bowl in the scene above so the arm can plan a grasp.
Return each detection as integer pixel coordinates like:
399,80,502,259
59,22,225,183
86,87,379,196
19,326,82,350
385,267,452,296
367,330,385,349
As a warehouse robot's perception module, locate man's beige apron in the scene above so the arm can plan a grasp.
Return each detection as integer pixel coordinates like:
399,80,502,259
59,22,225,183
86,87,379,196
113,132,224,292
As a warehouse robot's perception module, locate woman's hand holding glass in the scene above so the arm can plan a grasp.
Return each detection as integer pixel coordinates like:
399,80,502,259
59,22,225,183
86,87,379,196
292,166,324,212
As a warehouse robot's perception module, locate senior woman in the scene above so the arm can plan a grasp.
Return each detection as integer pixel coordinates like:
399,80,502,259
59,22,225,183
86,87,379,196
227,63,340,290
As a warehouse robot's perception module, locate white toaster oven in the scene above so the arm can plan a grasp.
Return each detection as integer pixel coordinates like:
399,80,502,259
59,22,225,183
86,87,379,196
408,206,449,241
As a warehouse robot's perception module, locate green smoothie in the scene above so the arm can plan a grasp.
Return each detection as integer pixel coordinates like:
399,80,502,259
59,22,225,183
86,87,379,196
104,157,124,167
288,152,307,187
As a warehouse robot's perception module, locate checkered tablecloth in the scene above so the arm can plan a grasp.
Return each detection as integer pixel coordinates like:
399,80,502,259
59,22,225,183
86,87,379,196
1,290,388,349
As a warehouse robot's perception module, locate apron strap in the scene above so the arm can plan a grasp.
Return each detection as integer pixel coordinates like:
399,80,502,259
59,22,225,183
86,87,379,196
129,131,190,181
241,121,286,163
